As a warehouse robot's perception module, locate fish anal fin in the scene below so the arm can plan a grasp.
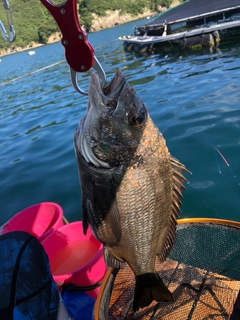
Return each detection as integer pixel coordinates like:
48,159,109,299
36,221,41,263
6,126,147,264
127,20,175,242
104,247,126,269
133,273,173,311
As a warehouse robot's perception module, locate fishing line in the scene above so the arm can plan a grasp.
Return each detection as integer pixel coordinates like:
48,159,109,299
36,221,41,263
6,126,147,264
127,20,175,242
0,60,65,86
214,148,221,174
215,148,229,167
0,39,118,86
214,148,240,186
95,39,118,50
214,147,240,203
219,171,240,203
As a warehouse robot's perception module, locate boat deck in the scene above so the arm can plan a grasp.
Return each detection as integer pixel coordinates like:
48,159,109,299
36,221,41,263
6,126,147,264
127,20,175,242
123,20,240,46
122,0,240,52
97,259,240,319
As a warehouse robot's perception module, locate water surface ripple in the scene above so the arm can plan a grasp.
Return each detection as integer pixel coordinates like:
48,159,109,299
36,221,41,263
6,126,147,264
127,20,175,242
1,19,240,224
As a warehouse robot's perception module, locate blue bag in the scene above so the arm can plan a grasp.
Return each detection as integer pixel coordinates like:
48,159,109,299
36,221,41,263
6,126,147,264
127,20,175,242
0,231,59,320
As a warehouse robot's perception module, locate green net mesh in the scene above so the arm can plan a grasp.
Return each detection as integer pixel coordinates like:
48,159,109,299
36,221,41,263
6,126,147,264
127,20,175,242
169,223,240,279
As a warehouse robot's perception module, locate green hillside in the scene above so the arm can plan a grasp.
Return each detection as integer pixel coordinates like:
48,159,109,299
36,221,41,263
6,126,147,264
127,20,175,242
0,0,174,51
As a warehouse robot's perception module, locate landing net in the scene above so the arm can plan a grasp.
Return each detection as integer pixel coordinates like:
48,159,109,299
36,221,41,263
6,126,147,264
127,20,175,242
95,218,240,319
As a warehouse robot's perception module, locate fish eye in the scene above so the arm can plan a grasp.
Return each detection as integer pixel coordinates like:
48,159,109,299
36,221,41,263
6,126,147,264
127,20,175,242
128,113,144,128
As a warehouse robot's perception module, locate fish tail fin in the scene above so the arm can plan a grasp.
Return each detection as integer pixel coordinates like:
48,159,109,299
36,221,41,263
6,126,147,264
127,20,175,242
133,273,173,312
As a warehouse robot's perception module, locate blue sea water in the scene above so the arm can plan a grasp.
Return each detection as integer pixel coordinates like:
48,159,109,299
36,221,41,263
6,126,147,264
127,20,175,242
1,18,240,225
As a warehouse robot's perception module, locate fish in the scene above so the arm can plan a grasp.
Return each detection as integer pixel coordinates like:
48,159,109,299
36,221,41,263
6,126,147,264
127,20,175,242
74,70,189,311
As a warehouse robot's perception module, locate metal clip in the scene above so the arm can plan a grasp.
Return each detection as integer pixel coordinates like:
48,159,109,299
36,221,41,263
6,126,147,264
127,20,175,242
40,0,106,96
70,55,106,96
0,0,16,42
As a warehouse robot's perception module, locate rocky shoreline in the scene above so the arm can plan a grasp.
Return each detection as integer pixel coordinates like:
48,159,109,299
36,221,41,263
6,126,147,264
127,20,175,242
0,9,159,56
1,2,180,56
90,9,155,32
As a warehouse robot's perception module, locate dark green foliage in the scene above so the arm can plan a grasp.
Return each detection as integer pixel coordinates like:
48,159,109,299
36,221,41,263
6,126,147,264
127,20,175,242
79,0,176,30
159,0,174,8
38,22,59,44
0,0,177,51
120,0,146,16
0,0,58,50
79,2,93,33
149,0,176,11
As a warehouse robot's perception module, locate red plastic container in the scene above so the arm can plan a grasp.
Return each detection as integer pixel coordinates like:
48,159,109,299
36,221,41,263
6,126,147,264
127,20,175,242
0,202,64,242
41,221,107,299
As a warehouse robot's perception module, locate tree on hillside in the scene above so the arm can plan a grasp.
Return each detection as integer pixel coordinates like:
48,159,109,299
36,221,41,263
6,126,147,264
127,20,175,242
79,2,93,33
78,0,175,31
0,0,176,52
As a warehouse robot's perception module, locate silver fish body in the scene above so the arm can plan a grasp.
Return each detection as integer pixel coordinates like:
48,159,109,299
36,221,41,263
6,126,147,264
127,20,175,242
74,71,188,311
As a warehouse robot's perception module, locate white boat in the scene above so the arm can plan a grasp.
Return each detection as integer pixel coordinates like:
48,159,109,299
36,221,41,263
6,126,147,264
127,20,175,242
123,0,240,53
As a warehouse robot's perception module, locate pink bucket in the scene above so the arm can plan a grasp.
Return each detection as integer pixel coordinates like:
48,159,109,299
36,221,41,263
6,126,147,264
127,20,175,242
41,221,107,299
0,202,64,242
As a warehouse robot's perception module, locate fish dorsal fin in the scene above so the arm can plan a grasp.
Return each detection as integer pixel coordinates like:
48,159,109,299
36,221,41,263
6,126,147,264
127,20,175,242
158,156,190,262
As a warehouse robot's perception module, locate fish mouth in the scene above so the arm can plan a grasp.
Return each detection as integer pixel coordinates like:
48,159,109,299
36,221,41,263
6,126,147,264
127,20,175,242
102,70,126,97
89,70,126,113
76,71,126,169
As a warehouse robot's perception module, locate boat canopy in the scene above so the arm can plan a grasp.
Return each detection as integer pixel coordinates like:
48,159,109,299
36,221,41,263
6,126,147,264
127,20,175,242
144,0,240,26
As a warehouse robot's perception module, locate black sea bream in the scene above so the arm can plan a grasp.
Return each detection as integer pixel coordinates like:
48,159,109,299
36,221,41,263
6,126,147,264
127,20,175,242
74,71,189,311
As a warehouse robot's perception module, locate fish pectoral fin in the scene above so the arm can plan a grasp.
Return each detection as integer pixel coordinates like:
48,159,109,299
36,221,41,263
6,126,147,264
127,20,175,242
133,273,173,311
108,198,122,243
94,178,122,244
104,247,126,269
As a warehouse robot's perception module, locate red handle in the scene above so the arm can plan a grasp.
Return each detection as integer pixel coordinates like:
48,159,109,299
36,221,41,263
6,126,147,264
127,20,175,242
40,0,94,72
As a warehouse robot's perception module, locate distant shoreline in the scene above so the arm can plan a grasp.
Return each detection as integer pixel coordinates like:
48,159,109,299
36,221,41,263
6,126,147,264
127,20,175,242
0,1,180,57
0,10,156,57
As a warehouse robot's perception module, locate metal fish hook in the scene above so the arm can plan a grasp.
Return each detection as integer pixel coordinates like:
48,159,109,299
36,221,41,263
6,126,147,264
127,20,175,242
0,0,16,42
